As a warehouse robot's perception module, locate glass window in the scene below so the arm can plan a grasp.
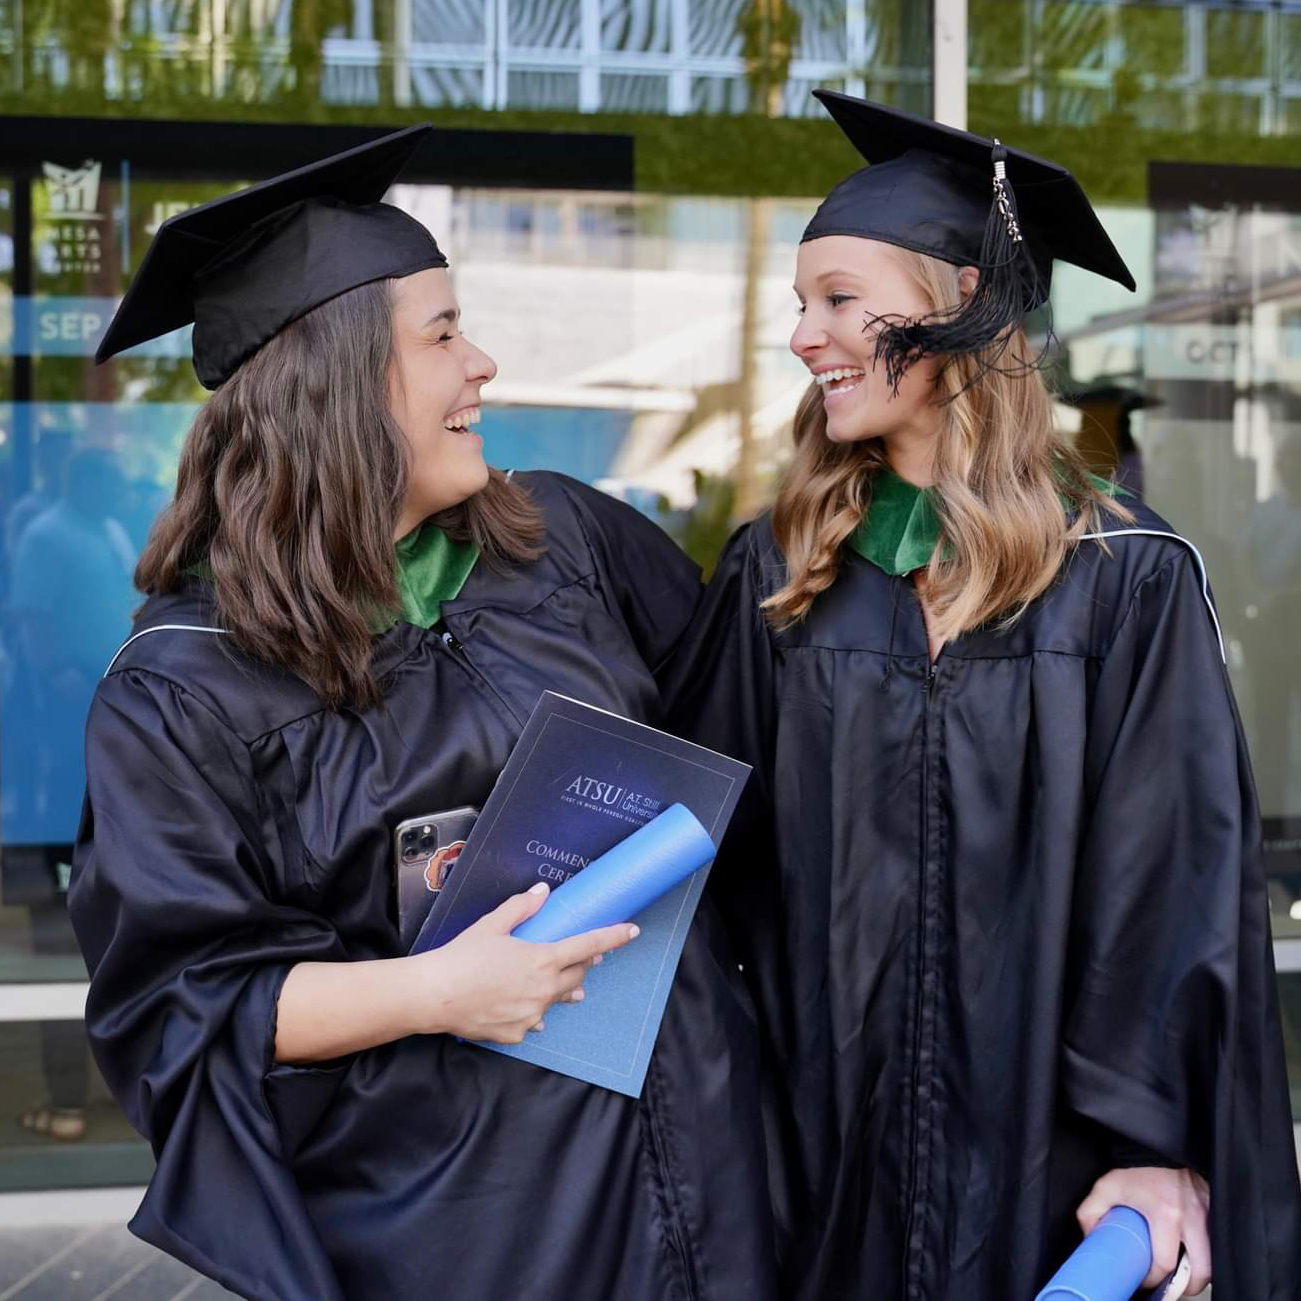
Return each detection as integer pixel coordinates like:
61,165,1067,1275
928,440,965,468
506,69,582,109
507,0,581,50
1284,14,1301,81
0,1021,154,1192
1050,166,1301,1108
1205,9,1268,81
1039,0,1109,74
601,0,671,54
601,72,670,113
0,144,821,1191
1115,4,1185,80
2,158,224,1195
970,0,1301,144
971,2,1301,1120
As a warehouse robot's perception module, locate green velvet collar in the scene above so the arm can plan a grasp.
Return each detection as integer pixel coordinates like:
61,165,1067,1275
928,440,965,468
184,524,479,633
389,523,480,631
847,469,1121,576
847,470,941,576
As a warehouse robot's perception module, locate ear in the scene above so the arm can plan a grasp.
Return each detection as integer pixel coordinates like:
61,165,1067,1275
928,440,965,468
958,265,980,302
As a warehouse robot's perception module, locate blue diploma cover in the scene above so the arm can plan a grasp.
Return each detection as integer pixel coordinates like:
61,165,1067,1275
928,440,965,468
409,692,750,1096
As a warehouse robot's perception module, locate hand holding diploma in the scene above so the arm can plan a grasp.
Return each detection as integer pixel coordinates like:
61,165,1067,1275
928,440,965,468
273,886,638,1062
1076,1166,1209,1296
1037,1171,1209,1301
417,886,639,1043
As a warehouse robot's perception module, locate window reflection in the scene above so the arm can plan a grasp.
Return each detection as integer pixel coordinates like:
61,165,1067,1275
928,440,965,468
0,1020,153,1192
4,122,1301,1204
1053,171,1301,1028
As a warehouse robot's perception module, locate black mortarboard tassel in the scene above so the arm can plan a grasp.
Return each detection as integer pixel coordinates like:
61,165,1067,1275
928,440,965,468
804,91,1135,391
865,138,1048,393
96,123,447,389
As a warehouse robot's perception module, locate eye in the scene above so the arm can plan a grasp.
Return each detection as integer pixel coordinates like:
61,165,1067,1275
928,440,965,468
827,293,853,308
794,303,806,317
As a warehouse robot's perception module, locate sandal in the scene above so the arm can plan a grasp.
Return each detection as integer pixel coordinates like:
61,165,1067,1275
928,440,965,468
18,1104,87,1141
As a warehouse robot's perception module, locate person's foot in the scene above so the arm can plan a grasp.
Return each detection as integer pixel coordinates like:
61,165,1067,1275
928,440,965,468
18,1105,86,1141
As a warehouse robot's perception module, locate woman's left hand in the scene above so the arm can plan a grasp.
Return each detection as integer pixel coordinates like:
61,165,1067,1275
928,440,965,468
1077,1166,1211,1295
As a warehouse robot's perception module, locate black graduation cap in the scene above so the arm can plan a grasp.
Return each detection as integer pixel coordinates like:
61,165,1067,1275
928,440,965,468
805,91,1135,386
96,123,447,389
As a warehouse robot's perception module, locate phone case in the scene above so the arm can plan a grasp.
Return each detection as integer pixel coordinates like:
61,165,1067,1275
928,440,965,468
394,807,479,949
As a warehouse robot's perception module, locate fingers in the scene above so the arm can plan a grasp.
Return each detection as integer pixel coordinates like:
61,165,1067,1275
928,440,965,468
551,922,640,969
1142,1213,1183,1290
484,882,551,933
1077,1167,1200,1290
1186,1243,1212,1295
1182,1209,1212,1295
1075,1182,1112,1237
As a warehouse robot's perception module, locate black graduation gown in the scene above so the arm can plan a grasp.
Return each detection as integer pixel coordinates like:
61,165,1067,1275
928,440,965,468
665,499,1301,1301
69,471,776,1301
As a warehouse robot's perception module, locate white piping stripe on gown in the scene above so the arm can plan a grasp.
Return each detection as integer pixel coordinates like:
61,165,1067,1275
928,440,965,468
1079,529,1226,665
103,624,229,677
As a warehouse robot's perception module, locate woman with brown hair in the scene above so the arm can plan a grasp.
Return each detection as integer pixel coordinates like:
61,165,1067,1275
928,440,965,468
667,93,1301,1300
68,127,775,1301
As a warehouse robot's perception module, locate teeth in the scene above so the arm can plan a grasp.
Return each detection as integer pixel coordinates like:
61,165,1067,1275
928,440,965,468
814,368,865,386
444,407,482,430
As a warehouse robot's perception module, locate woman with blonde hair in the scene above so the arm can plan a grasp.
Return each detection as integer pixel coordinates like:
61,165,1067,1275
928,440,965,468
667,92,1301,1300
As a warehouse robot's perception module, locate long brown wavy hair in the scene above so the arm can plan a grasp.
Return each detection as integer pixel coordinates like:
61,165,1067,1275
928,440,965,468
137,278,544,708
763,248,1132,639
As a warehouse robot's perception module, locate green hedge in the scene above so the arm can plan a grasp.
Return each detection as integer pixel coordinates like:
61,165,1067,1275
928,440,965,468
4,92,1296,203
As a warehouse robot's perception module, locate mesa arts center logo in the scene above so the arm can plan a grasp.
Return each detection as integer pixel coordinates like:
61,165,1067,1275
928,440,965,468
42,161,104,221
41,160,106,276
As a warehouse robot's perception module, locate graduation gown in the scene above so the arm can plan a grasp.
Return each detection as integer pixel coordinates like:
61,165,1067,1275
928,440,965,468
69,471,776,1301
665,496,1301,1300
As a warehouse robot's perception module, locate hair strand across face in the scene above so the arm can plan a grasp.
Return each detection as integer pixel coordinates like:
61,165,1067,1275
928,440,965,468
763,248,1132,639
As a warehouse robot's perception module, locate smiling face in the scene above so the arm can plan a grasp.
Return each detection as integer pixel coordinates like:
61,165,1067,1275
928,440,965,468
790,236,949,449
388,267,496,538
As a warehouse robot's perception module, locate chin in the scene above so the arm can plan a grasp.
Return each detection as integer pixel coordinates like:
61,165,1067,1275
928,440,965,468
824,416,871,445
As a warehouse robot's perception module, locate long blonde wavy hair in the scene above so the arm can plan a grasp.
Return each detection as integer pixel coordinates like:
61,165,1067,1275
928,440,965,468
762,248,1133,640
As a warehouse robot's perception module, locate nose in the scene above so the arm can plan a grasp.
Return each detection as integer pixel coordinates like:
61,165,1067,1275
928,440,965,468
790,311,827,360
464,339,497,386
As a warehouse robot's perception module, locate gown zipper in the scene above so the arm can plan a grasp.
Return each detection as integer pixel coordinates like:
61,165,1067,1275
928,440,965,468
643,1062,702,1301
436,625,526,726
438,621,700,1301
903,656,941,1298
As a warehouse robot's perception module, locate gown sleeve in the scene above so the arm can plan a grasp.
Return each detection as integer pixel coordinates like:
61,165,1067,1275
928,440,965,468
70,668,350,1301
555,474,703,674
1064,548,1301,1297
660,523,780,957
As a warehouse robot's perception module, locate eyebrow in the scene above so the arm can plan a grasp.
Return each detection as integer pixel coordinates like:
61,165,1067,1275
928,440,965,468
422,307,459,328
793,270,865,295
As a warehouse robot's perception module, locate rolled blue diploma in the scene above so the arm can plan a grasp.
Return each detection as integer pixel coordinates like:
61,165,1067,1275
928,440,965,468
512,803,715,943
1034,1206,1152,1301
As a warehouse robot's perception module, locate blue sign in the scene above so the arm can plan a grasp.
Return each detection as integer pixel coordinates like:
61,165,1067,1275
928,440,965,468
3,297,192,359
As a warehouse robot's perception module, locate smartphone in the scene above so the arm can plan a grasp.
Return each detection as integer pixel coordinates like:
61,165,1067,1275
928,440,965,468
1154,1247,1192,1301
394,807,478,949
